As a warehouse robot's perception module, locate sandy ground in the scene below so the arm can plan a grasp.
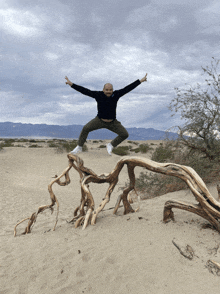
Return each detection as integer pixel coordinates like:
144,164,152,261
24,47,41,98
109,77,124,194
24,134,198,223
1,140,220,294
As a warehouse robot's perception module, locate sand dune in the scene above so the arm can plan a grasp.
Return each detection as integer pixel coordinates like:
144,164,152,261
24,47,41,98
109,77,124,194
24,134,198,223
1,142,220,294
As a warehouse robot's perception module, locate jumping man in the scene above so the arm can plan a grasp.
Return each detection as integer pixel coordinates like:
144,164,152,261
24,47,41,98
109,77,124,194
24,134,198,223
65,73,148,155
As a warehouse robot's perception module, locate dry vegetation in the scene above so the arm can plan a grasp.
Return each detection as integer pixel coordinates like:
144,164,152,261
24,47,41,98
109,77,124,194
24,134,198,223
14,151,220,235
0,138,88,152
122,140,220,199
1,137,220,200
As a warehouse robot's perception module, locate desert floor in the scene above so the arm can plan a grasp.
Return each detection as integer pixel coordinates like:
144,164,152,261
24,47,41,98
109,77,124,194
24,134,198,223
1,140,220,294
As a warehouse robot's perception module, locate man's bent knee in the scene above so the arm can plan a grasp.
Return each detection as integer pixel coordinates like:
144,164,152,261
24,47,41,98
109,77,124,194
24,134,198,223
121,131,129,140
82,124,92,134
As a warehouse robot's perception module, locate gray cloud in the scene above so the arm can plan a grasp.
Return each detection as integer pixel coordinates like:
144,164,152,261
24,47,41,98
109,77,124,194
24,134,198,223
0,0,219,131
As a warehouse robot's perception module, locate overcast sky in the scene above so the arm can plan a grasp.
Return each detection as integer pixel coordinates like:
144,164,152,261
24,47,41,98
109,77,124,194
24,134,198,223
1,0,220,130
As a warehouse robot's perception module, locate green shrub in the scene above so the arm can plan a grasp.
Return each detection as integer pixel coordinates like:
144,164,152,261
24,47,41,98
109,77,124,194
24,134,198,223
56,140,87,153
29,144,42,148
130,147,140,153
151,142,174,162
130,143,153,154
4,138,16,143
112,146,130,156
135,171,186,199
48,142,58,148
99,145,106,148
125,140,220,200
18,138,29,142
173,150,220,184
133,143,220,199
128,140,139,145
1,139,15,147
139,143,152,153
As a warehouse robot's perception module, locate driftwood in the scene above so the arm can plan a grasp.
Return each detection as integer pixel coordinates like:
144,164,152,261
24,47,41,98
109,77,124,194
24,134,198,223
172,239,194,260
206,260,220,276
14,154,220,236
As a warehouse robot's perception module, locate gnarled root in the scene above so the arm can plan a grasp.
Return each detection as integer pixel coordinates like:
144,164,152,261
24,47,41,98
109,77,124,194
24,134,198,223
15,154,220,235
163,200,220,232
206,260,220,276
172,239,194,260
14,213,37,237
14,163,71,236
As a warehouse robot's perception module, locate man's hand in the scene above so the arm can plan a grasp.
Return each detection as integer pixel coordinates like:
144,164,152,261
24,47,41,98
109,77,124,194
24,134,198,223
140,73,148,83
65,76,73,86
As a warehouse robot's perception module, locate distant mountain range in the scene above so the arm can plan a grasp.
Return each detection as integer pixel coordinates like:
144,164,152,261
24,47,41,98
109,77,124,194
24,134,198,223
0,122,178,140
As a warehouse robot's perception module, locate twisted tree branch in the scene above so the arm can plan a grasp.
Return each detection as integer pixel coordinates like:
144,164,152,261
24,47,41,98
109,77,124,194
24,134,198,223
14,154,220,236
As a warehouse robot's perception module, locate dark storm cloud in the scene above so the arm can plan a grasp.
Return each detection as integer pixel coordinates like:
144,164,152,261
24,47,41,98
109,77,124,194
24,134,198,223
0,0,219,129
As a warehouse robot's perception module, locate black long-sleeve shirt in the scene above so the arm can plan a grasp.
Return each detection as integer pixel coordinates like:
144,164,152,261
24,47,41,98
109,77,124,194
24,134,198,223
71,79,141,119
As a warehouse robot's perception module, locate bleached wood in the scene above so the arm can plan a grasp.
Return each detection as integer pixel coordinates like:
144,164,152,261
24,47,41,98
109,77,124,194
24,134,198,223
14,154,220,235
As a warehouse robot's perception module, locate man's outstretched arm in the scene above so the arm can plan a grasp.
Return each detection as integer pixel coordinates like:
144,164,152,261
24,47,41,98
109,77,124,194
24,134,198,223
139,73,148,83
65,76,97,98
65,76,73,86
115,73,148,98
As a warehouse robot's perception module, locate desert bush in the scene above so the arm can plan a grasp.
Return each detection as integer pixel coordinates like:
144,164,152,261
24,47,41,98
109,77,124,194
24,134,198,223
112,144,151,155
48,142,58,148
99,145,106,148
135,171,186,199
130,147,140,153
18,138,29,142
169,58,220,161
56,140,87,153
130,144,152,153
151,141,174,162
1,139,15,147
126,140,220,199
5,138,16,143
29,144,42,148
139,143,153,153
112,146,130,156
173,149,220,184
128,140,139,145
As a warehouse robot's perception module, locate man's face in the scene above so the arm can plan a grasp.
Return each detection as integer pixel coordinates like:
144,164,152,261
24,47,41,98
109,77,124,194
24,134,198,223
103,83,113,97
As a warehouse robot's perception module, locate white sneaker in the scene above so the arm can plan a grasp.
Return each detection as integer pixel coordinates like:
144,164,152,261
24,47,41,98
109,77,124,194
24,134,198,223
70,145,82,154
106,143,113,156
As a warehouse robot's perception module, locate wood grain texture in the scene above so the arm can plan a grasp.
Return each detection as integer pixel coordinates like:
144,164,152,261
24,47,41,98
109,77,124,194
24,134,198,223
14,154,220,236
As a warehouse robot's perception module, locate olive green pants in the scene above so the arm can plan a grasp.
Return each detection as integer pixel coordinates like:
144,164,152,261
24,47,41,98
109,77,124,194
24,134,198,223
78,116,129,147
